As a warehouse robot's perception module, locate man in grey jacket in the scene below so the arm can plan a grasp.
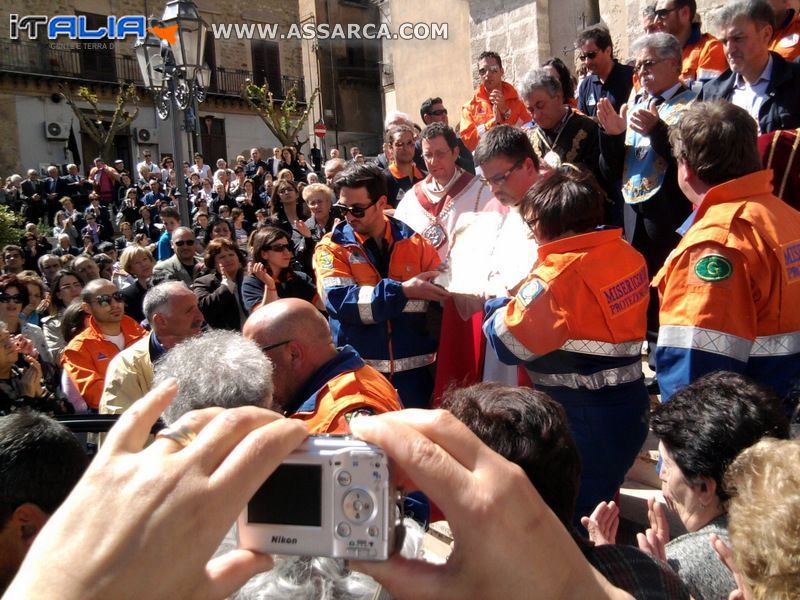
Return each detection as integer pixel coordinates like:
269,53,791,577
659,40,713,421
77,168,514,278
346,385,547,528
153,227,200,286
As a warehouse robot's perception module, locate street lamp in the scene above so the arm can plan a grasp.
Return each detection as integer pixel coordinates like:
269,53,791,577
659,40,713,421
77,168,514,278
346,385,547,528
134,0,210,226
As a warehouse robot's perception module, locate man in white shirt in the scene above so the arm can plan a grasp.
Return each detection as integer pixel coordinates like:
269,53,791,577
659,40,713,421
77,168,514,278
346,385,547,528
135,150,160,180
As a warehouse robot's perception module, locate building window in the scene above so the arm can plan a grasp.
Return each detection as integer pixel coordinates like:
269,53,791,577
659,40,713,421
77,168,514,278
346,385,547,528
251,40,281,95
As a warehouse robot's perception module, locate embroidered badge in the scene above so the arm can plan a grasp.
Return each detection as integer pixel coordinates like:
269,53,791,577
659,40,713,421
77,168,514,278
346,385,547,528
318,248,334,270
694,254,733,282
516,279,546,307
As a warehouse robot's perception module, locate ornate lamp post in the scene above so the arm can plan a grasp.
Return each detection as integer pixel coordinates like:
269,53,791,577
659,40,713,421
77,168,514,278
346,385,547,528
134,0,209,226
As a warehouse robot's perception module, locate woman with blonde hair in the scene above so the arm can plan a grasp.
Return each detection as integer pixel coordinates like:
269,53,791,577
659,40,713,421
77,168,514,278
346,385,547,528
118,246,155,323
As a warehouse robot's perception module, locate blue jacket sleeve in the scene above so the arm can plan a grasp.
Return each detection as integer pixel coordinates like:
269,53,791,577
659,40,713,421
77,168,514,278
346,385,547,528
323,279,408,325
241,275,265,314
655,345,747,401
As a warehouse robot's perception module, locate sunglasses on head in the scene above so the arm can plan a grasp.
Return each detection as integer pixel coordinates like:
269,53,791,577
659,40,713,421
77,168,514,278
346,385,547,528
174,239,195,247
578,51,599,61
478,65,500,76
0,294,23,303
93,291,124,307
332,201,376,218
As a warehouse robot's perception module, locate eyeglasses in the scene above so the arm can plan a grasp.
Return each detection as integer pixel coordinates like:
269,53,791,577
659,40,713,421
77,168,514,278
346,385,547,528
654,6,678,19
174,239,195,247
92,291,124,307
266,243,293,253
634,58,668,72
578,51,599,61
3,254,21,261
0,294,23,303
479,159,525,187
260,339,290,353
478,65,500,76
428,109,448,116
393,140,415,148
332,200,376,218
278,188,296,194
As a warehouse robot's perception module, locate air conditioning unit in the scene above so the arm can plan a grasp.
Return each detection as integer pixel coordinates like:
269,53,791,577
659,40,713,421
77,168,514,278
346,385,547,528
44,121,69,140
137,127,158,144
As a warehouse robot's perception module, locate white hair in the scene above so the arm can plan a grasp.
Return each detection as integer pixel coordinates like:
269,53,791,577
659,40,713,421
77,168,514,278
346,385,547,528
384,110,413,130
154,330,274,424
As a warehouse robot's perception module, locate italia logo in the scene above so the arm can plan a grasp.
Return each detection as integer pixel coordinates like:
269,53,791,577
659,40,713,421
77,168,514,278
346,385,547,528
694,254,733,282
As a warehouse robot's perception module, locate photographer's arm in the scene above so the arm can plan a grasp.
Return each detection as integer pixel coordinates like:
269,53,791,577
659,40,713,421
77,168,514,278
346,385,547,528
349,410,634,600
3,379,308,600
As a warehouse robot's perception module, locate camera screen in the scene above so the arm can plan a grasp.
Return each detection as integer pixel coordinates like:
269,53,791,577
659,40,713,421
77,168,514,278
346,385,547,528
248,464,322,526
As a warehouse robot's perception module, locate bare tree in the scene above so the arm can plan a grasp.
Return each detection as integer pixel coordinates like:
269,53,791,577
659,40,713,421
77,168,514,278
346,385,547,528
241,80,320,150
59,83,139,163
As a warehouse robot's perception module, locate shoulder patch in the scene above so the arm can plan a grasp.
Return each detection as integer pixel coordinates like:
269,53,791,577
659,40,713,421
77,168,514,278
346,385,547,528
694,254,733,282
317,248,334,270
516,279,546,307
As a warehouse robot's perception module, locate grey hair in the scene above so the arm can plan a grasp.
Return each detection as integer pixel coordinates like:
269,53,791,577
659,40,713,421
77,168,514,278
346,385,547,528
630,32,683,65
518,68,562,99
154,330,274,424
142,280,190,322
217,518,425,600
384,110,413,129
715,0,775,30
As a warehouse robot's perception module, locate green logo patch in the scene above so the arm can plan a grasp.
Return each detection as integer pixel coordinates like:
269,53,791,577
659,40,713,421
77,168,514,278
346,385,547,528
694,254,733,282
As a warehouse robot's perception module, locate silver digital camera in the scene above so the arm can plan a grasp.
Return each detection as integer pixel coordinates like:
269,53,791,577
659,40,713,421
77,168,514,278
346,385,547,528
237,435,401,560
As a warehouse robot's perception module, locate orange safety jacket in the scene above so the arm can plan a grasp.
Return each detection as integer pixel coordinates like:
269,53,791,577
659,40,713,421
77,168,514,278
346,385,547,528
61,315,146,409
314,217,441,376
770,9,800,62
654,170,800,401
483,228,648,402
460,81,531,152
681,27,727,88
289,345,402,434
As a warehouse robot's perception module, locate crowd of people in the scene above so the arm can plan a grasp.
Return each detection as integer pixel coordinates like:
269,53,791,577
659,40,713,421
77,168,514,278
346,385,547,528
1,0,800,597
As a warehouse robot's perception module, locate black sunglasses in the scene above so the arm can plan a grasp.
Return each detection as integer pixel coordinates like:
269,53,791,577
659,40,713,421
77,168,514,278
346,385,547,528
332,200,376,218
429,108,448,116
93,291,124,307
578,51,599,61
266,242,292,253
654,6,679,19
174,239,195,247
260,339,290,352
0,294,23,303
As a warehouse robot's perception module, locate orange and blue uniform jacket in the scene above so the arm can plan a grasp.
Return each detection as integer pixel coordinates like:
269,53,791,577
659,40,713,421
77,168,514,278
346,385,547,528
61,315,146,410
313,217,440,408
483,228,649,403
771,9,800,62
681,25,727,89
459,81,531,152
483,228,650,521
287,345,402,434
654,170,800,402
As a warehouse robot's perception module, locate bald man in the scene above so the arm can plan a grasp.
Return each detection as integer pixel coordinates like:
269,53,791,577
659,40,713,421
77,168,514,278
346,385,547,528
243,298,402,433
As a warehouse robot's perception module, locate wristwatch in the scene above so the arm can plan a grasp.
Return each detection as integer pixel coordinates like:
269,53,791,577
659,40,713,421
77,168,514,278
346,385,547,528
502,108,511,121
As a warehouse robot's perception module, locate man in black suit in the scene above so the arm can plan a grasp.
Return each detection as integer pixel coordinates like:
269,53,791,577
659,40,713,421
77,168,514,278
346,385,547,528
44,166,67,226
20,170,45,225
415,97,476,175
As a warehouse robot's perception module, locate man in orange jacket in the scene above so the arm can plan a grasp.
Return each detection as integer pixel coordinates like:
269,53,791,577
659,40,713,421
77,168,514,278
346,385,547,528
61,279,146,410
653,0,728,89
460,51,531,152
769,0,800,60
243,298,402,433
655,101,800,404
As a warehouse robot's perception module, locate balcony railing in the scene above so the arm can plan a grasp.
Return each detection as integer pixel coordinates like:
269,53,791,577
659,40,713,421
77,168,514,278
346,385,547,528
0,40,305,101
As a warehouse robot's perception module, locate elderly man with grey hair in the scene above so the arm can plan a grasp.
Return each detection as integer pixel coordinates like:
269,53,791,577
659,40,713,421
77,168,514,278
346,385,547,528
596,31,696,382
154,330,274,424
698,0,800,133
100,281,204,415
520,67,600,174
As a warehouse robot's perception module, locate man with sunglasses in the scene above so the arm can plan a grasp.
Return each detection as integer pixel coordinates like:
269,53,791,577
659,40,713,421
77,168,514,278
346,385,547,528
61,279,146,411
575,24,635,119
651,0,727,89
383,125,425,208
415,97,475,176
153,227,200,286
313,164,449,409
459,51,530,152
